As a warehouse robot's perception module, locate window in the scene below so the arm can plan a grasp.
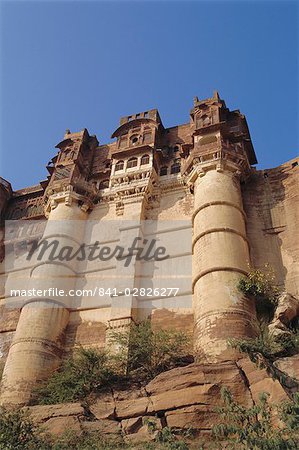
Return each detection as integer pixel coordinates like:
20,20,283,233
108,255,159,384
141,154,150,165
115,160,124,171
130,135,139,145
99,180,109,189
160,166,168,176
171,163,180,174
127,157,138,168
202,115,210,126
144,111,149,118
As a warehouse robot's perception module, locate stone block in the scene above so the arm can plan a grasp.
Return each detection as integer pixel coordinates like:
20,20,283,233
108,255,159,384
148,384,220,413
165,405,218,429
89,400,115,420
115,396,149,419
24,402,84,423
42,416,81,436
81,419,121,435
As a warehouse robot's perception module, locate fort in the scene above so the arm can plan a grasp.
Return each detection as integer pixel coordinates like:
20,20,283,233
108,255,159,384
0,92,298,423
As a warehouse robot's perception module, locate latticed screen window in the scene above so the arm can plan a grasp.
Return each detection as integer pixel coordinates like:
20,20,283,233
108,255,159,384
141,154,150,165
115,160,124,171
127,157,138,168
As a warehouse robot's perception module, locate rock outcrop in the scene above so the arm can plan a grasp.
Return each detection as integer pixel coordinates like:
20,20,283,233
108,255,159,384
269,293,299,336
23,359,293,443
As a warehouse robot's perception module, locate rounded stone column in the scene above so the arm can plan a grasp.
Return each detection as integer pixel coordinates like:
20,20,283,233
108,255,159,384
192,166,256,361
0,199,88,405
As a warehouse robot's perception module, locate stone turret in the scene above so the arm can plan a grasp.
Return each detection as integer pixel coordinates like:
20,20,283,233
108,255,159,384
0,131,97,405
183,92,257,361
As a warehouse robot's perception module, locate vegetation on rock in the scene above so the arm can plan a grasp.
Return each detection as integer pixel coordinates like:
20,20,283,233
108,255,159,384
34,348,116,405
212,387,299,449
0,407,47,450
237,264,280,322
1,389,299,449
233,265,299,390
34,320,191,405
109,319,191,379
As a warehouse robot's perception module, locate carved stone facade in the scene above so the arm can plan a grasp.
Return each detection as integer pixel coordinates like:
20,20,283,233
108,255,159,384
0,92,298,405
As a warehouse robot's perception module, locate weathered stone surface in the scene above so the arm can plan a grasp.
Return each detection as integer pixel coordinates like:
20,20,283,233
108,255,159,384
148,384,220,413
145,362,241,395
115,396,150,419
81,419,121,435
24,403,84,423
237,358,289,403
274,354,299,383
165,405,218,429
89,399,115,420
121,416,143,434
124,425,156,443
124,417,162,443
145,364,206,395
113,386,147,401
42,416,81,436
269,293,299,336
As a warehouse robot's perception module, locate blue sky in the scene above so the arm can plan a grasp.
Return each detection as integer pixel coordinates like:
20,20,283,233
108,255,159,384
0,0,298,190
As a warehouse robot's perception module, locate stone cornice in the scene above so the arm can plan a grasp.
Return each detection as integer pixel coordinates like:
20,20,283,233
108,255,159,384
183,146,252,189
44,185,94,217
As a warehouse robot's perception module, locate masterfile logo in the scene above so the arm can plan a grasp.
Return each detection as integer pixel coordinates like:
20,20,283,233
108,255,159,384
4,219,192,310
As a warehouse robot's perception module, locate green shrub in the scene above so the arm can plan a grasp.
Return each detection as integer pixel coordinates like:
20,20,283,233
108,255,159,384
49,430,126,450
155,427,189,449
279,392,299,432
230,324,299,363
34,347,116,405
0,407,48,450
212,387,299,449
35,322,190,404
238,265,280,322
109,320,191,379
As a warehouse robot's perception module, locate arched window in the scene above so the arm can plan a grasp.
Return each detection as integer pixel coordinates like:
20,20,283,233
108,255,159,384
130,135,139,145
141,154,150,165
171,163,180,174
127,157,138,168
202,115,210,126
115,160,124,171
160,166,168,176
99,179,109,189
